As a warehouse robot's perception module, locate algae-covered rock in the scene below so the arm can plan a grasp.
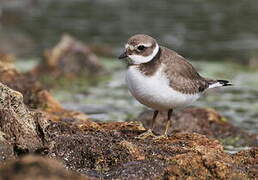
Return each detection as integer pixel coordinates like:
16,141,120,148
44,120,254,179
232,147,257,179
136,108,257,147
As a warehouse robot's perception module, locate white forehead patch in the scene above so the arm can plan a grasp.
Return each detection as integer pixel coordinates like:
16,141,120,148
128,44,159,64
137,43,152,47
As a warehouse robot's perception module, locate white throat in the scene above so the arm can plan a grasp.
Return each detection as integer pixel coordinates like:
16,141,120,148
128,44,159,64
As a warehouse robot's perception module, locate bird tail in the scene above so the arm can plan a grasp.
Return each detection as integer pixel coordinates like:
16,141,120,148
208,80,232,89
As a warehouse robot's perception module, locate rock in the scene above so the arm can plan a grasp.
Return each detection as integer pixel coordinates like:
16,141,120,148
0,65,90,121
0,82,91,152
0,82,47,151
0,142,15,165
31,34,105,78
232,147,258,179
45,121,254,179
0,52,15,70
0,54,62,110
0,155,92,180
136,108,258,147
0,54,91,123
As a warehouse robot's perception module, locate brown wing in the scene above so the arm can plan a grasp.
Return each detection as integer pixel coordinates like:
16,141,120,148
161,47,209,94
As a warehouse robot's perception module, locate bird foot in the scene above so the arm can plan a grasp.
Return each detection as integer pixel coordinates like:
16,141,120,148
153,134,169,141
136,129,156,140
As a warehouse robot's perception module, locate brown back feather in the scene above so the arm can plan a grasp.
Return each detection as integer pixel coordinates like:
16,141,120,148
161,47,209,94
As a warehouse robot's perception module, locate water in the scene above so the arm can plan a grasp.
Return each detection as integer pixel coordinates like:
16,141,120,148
1,0,258,60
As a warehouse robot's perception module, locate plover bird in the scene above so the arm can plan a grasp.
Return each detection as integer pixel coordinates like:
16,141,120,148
119,34,231,138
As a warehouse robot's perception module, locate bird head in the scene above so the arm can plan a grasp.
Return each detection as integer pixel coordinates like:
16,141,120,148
118,34,159,64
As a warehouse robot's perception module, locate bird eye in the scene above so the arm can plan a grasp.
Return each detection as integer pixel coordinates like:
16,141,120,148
137,45,145,51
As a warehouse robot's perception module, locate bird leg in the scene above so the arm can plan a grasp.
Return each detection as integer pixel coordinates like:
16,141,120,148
136,110,158,139
151,110,159,129
154,109,173,140
164,109,173,136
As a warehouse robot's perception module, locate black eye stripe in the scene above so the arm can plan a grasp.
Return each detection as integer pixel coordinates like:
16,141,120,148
137,45,146,51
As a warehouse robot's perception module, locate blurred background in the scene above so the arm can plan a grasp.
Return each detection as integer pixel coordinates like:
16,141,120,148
0,0,257,134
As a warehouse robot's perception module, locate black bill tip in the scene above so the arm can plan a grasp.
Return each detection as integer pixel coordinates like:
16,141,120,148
118,51,128,59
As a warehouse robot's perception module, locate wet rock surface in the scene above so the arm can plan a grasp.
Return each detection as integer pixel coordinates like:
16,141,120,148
136,108,258,147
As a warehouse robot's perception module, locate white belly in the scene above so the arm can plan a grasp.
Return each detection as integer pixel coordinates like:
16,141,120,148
125,65,200,110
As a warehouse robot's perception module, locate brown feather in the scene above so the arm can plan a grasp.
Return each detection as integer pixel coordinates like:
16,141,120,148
161,47,209,94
